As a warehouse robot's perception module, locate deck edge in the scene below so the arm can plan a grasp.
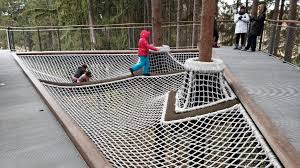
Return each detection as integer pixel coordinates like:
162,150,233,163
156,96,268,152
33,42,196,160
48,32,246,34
224,67,300,168
11,52,113,168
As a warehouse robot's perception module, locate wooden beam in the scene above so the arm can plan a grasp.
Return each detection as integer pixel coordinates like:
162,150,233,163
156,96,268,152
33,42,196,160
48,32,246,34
163,91,239,122
16,49,200,56
12,53,113,168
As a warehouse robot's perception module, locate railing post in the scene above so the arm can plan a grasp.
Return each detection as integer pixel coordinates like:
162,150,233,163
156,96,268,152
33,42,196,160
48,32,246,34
268,23,276,56
6,27,16,51
128,28,131,49
37,28,42,51
80,27,84,50
132,28,135,48
6,27,11,50
284,23,296,63
258,25,264,51
57,28,61,51
105,27,111,49
22,27,26,51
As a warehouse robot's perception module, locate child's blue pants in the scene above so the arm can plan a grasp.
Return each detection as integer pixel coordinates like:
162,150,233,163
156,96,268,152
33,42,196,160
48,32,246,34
131,56,150,74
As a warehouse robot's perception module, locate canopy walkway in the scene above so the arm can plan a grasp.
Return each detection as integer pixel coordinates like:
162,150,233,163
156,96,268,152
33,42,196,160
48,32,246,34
1,47,300,167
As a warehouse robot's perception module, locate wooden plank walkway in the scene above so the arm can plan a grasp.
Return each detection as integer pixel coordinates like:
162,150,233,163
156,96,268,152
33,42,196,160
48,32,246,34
217,47,300,153
0,50,88,168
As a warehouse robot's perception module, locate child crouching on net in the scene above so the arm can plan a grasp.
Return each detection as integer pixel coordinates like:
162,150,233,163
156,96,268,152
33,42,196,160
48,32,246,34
129,30,159,76
72,64,87,83
77,71,92,83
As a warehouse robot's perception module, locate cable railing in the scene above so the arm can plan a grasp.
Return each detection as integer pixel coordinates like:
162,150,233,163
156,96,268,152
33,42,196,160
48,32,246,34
1,20,299,67
261,20,300,67
0,21,233,51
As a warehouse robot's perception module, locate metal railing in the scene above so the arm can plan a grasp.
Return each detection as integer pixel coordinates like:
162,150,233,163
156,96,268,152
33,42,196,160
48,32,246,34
261,20,300,67
0,21,235,52
1,20,300,67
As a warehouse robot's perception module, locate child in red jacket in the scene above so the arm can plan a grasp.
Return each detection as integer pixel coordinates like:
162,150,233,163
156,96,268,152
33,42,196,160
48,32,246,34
129,30,158,76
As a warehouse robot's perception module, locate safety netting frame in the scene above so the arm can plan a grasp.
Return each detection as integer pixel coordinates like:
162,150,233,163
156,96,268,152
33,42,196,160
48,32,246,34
175,58,236,113
15,50,282,167
18,51,197,83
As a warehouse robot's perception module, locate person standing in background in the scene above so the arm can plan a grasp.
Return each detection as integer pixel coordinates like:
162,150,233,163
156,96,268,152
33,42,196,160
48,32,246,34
233,5,250,50
243,4,266,52
213,16,220,48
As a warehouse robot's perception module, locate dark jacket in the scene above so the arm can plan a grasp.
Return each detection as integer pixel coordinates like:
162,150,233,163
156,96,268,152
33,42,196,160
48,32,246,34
214,18,218,33
74,66,86,78
249,14,266,36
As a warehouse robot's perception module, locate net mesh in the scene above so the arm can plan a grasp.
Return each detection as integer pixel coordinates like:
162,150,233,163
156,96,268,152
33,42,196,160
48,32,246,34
19,52,196,83
176,70,235,113
18,52,281,167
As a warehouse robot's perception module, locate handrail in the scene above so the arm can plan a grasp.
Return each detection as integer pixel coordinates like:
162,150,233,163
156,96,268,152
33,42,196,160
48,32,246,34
267,19,300,24
3,20,235,30
6,24,202,32
16,49,199,55
2,19,299,30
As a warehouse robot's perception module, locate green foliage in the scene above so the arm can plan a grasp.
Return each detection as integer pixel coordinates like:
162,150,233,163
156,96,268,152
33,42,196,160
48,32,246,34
0,0,299,61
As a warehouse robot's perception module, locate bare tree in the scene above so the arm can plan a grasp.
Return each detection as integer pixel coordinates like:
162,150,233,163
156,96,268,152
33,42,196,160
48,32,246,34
236,0,240,12
176,0,181,48
251,0,259,17
199,0,216,62
268,0,280,55
274,0,285,56
151,0,162,46
192,0,202,47
272,0,281,20
88,0,96,50
284,0,298,62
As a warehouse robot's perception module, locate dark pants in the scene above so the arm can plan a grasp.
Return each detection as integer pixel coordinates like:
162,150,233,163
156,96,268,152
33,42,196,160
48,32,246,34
245,34,257,51
235,33,246,46
214,30,219,43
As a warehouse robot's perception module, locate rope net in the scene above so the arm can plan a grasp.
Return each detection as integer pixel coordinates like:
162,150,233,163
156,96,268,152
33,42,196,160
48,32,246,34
175,58,235,113
19,52,196,83
18,51,281,167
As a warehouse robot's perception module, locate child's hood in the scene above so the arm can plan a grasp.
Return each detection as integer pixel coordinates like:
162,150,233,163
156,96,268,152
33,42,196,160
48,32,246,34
140,30,151,39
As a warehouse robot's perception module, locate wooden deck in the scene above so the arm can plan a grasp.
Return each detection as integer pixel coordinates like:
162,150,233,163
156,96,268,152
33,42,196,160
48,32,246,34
0,50,88,168
217,47,300,152
1,47,300,167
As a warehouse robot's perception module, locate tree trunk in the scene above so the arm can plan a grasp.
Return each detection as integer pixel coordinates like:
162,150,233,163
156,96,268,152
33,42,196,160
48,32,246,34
245,0,249,13
236,0,240,12
251,0,259,17
272,0,280,27
47,31,53,51
88,0,96,50
168,0,171,45
274,0,285,56
192,0,201,47
199,0,216,62
27,32,33,51
144,0,147,23
176,0,181,48
151,0,162,46
268,0,280,55
146,0,151,23
284,0,297,62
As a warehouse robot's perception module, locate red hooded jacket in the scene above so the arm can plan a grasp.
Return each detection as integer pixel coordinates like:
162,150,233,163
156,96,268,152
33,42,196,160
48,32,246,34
138,30,158,56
